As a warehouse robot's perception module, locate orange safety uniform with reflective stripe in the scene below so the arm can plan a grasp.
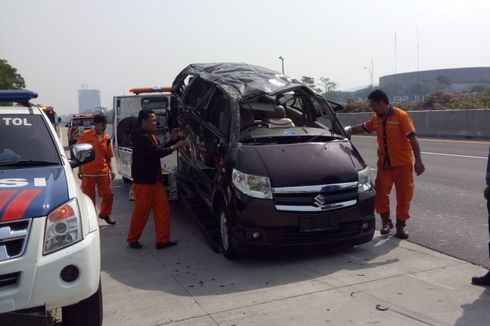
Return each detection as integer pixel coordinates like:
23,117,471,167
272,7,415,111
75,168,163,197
77,129,114,175
77,129,114,216
364,107,415,168
363,107,416,221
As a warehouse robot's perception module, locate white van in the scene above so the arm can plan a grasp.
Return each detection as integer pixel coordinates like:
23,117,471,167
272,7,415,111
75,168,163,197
112,87,178,200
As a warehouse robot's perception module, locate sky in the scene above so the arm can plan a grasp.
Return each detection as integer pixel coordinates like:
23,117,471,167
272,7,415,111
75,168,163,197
1,0,489,115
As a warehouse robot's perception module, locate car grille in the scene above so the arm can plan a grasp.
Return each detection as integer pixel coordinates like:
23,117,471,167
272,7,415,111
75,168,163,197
0,272,20,289
0,220,30,262
272,182,359,212
265,221,361,244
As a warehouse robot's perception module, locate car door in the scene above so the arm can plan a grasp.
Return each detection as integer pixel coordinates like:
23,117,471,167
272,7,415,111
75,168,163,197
179,77,214,198
195,88,230,199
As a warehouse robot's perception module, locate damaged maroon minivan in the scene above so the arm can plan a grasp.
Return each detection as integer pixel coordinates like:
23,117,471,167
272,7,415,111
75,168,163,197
171,63,375,259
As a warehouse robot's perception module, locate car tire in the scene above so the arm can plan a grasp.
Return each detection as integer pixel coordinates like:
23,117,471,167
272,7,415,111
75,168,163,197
218,205,242,260
62,279,103,326
122,177,132,184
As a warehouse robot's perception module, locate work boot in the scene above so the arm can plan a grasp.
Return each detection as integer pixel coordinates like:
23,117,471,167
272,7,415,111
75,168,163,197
99,215,116,225
128,241,143,249
472,271,490,286
380,213,393,235
395,219,409,239
155,240,178,249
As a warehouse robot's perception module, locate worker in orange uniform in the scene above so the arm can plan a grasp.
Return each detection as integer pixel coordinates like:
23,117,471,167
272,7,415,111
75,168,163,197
126,109,186,249
77,113,116,225
346,89,425,239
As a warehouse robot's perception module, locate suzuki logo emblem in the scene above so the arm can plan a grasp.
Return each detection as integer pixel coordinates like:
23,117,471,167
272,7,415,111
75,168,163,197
314,194,326,207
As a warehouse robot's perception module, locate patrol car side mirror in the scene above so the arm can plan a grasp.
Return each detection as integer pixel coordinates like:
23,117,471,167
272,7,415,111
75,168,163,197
69,143,95,168
344,125,352,140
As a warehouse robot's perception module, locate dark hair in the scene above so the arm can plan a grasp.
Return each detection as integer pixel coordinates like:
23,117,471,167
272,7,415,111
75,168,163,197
93,113,107,123
367,89,390,105
138,109,154,127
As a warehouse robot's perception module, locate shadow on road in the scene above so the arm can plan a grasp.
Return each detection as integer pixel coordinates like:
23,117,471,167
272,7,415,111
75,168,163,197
455,287,490,325
99,179,403,298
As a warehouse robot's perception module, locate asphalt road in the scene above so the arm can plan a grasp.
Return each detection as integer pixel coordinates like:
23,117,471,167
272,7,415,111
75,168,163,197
351,135,490,269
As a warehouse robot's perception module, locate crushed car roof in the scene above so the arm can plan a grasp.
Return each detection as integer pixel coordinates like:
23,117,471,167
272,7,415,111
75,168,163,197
173,63,309,99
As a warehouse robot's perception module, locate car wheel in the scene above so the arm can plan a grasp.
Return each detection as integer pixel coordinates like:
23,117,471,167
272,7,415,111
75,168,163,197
62,279,103,326
218,205,242,260
122,177,132,184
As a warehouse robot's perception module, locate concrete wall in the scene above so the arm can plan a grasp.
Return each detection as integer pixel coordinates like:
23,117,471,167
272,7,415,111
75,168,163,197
337,109,490,139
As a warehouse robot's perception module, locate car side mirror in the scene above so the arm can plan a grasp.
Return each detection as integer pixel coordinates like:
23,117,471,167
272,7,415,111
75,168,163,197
344,126,352,140
69,143,95,168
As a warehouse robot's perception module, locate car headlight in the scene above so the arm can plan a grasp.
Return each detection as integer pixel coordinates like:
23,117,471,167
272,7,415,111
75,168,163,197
232,169,273,199
44,198,83,255
358,167,373,193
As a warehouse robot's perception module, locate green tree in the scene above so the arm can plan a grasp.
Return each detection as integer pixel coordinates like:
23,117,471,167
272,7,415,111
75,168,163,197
319,77,337,94
300,76,323,93
0,59,25,89
435,75,452,89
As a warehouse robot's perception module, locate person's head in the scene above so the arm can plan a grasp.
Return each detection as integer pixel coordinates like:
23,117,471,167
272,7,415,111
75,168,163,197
367,89,391,116
138,109,157,133
93,114,107,134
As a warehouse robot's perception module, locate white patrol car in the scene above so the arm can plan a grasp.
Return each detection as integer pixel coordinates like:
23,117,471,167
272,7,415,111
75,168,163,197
0,90,102,325
113,87,178,200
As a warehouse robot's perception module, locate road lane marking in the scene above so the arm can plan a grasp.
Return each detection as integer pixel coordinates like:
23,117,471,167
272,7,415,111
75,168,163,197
421,151,487,160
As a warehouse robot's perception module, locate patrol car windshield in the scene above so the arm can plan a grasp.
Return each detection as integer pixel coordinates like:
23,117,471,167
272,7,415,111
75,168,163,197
0,115,60,166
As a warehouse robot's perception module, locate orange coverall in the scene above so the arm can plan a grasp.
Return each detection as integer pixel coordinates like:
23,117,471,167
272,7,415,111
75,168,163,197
127,133,172,244
77,129,114,217
363,107,416,221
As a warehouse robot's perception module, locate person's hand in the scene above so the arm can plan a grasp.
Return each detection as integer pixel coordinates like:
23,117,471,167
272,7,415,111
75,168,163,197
110,172,116,181
172,140,187,151
77,172,83,179
484,186,490,200
414,160,425,176
170,128,180,141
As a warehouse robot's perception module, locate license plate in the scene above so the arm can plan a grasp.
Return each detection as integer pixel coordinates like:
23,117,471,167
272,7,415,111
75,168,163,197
299,216,340,232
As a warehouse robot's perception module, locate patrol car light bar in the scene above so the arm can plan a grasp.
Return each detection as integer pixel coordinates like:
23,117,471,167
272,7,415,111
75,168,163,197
129,86,172,95
0,89,38,102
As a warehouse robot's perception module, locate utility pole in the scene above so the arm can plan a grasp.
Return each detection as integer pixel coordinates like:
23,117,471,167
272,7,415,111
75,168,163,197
278,56,285,74
363,65,373,87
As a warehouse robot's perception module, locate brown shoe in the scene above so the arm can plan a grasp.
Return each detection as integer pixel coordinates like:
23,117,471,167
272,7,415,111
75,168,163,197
395,220,409,239
380,213,393,235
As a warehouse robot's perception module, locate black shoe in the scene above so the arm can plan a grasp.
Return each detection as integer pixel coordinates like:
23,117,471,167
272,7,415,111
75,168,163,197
156,240,178,249
395,220,409,239
99,215,116,225
128,241,143,249
472,271,490,286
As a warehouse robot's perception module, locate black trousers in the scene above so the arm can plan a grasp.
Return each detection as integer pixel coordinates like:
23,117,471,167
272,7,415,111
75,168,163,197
488,198,490,260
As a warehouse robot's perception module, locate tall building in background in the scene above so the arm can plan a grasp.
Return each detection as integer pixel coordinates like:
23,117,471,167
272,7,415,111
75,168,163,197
78,85,101,114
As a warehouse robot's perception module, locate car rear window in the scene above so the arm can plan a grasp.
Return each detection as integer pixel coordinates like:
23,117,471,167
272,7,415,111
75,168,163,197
0,114,60,165
141,97,169,110
72,117,94,127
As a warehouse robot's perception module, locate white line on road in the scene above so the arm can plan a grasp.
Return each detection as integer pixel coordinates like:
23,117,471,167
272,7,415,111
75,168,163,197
421,151,487,160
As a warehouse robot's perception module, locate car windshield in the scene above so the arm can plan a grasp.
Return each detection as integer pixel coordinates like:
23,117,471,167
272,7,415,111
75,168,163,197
72,117,94,127
0,114,60,166
238,89,345,144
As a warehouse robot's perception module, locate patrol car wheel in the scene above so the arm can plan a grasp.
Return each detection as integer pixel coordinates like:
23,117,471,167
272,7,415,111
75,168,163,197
62,279,103,326
218,205,242,260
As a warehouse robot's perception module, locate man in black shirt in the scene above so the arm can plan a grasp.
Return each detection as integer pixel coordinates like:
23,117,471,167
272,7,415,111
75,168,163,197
126,109,186,249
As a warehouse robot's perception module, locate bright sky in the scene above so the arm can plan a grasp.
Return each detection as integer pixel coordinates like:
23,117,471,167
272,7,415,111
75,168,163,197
1,0,489,114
